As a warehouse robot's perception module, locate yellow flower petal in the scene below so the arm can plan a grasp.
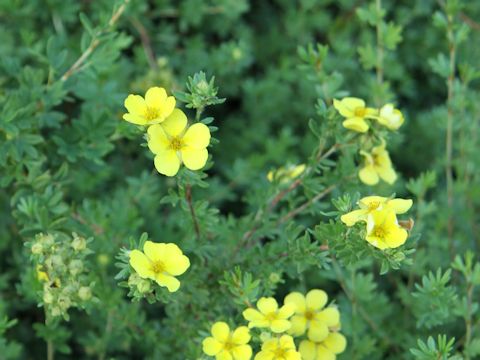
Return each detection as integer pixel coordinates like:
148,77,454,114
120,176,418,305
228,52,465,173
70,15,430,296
323,332,347,354
316,345,336,360
124,94,147,115
333,97,365,117
257,297,278,314
270,319,291,333
216,350,233,360
161,108,188,137
154,150,181,177
342,118,369,133
145,87,167,108
123,113,146,125
299,340,316,360
279,335,296,349
203,337,223,356
254,351,273,360
289,315,307,336
305,289,328,310
232,344,252,360
284,351,301,360
387,198,413,214
359,165,379,185
154,273,180,292
377,165,397,184
277,303,296,319
212,322,230,342
181,147,208,171
232,326,251,345
183,123,211,149
284,292,306,313
129,250,154,279
359,196,387,209
341,209,368,226
315,307,340,326
164,253,190,276
385,225,408,248
243,308,264,322
307,321,329,342
147,124,169,154
143,241,166,263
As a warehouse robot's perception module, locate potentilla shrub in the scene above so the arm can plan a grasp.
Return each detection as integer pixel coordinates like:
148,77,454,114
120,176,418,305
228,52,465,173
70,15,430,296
0,0,479,359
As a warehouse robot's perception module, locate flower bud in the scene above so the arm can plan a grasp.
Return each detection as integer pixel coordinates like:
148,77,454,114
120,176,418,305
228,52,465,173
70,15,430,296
128,273,141,286
137,279,151,294
57,295,71,311
51,255,64,268
43,291,54,304
31,242,43,255
78,286,92,301
69,260,83,276
51,306,62,317
71,236,86,251
269,272,281,284
97,254,110,266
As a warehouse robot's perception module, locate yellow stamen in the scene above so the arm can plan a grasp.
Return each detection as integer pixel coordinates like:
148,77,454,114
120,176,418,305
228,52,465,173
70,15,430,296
145,107,160,121
354,107,366,117
151,260,165,274
169,137,184,151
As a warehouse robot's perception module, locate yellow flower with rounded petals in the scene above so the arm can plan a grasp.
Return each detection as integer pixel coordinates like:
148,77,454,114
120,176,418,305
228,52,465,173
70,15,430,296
359,141,397,185
254,335,301,360
267,164,306,183
242,297,295,333
123,86,176,125
129,240,190,292
333,97,377,133
375,104,404,130
202,322,252,360
341,196,413,227
299,332,347,360
284,289,339,342
147,108,211,176
365,208,408,249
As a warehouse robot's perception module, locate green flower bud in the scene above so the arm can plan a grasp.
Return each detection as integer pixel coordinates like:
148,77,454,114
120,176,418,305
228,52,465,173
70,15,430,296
269,272,281,283
137,279,151,294
31,242,43,255
51,255,64,268
69,260,83,275
97,254,110,266
57,295,71,311
78,286,92,301
71,236,86,251
128,273,141,286
51,306,62,317
43,291,54,304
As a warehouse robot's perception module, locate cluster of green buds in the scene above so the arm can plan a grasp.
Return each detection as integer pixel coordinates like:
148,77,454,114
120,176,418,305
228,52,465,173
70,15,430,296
174,71,225,111
28,233,95,321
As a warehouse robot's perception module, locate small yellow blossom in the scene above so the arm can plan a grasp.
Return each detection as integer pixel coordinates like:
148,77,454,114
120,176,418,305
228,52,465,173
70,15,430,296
254,335,301,360
123,86,176,125
359,141,397,185
333,97,377,133
243,297,295,333
375,104,404,130
36,265,49,282
267,164,306,183
202,322,252,360
341,196,413,227
129,240,190,292
299,332,347,360
365,208,408,249
147,108,211,176
284,289,340,342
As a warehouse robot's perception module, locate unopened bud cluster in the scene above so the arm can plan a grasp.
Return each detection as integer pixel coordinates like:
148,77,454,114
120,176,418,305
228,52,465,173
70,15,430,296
28,233,94,320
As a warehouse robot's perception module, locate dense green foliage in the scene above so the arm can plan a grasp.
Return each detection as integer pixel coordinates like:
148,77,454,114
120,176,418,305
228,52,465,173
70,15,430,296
1,0,479,359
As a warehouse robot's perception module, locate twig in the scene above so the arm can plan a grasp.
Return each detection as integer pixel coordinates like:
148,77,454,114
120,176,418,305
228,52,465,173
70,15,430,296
60,0,129,82
130,17,157,70
375,0,384,90
186,185,201,240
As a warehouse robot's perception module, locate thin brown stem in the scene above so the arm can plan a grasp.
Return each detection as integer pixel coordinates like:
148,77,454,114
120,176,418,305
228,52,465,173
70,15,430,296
375,0,384,89
130,18,157,70
186,185,201,240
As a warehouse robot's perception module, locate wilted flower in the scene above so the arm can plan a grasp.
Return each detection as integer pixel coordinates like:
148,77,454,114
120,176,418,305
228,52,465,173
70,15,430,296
359,140,397,185
123,86,176,126
333,97,377,133
284,289,340,342
243,297,295,333
202,322,252,360
129,241,190,292
147,109,211,176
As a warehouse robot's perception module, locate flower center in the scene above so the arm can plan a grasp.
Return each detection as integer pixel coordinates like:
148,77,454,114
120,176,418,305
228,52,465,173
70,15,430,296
373,226,388,238
223,340,235,351
145,107,160,121
169,137,184,151
273,348,287,357
367,201,380,211
304,310,315,320
151,260,165,274
265,312,278,321
354,107,366,117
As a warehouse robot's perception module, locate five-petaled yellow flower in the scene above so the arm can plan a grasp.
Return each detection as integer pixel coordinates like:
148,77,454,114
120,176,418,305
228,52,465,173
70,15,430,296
359,140,397,185
255,335,301,360
341,196,413,227
267,164,306,183
299,332,347,360
375,104,404,130
284,289,340,342
365,208,408,249
147,108,211,176
123,86,176,126
333,97,377,133
129,241,190,292
202,322,252,360
243,297,295,333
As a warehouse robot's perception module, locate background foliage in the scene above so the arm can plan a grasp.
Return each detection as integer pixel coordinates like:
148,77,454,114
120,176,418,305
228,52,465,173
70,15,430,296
0,0,479,359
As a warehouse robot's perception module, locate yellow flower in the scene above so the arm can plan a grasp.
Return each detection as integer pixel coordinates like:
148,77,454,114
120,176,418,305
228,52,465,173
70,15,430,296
359,141,397,185
147,108,211,176
129,240,190,292
254,335,301,360
202,322,252,360
123,86,176,125
365,208,408,249
243,297,295,333
267,164,306,183
299,332,347,360
333,97,377,133
284,289,340,342
375,104,404,130
36,265,49,282
341,196,413,227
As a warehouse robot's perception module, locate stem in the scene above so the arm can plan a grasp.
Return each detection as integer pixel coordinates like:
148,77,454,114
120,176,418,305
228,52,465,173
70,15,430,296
186,185,201,240
130,18,157,70
465,281,473,358
445,13,456,259
98,310,114,360
375,0,384,90
60,0,129,81
47,340,54,360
